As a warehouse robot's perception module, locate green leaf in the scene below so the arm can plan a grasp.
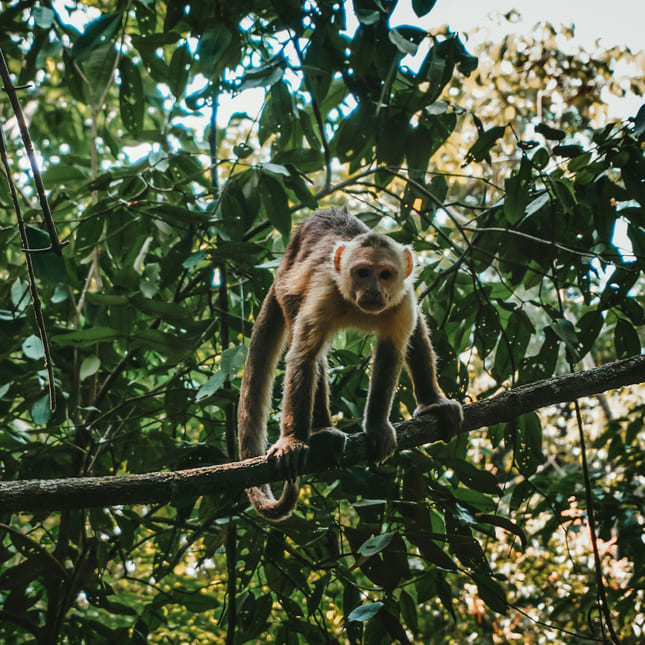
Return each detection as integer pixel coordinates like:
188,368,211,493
412,0,437,17
408,533,458,570
553,144,583,158
259,80,293,146
535,123,565,141
504,158,531,224
71,11,123,62
31,394,52,426
239,58,285,91
260,174,291,236
445,459,501,495
525,191,550,217
53,327,122,347
551,178,577,215
284,173,317,209
358,533,393,557
22,335,44,360
11,278,30,311
633,103,645,138
507,412,545,476
26,227,67,283
307,572,330,614
272,148,324,173
135,329,194,361
614,319,640,358
389,29,419,56
262,162,290,177
139,263,161,298
473,573,508,614
196,371,227,401
576,310,604,357
518,327,559,384
492,309,534,382
465,126,506,164
233,144,254,159
198,24,233,72
33,6,55,28
80,356,101,381
119,57,144,136
347,601,384,622
355,9,380,25
476,514,527,551
532,147,550,169
168,44,192,98
474,304,500,359
550,317,580,362
220,345,248,377
83,42,117,100
567,151,592,172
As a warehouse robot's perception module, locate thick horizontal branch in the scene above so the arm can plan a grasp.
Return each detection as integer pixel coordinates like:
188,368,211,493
1,354,643,513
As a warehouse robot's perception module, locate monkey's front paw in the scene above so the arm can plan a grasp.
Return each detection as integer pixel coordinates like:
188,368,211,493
308,427,348,469
414,398,463,439
365,423,397,464
267,436,309,483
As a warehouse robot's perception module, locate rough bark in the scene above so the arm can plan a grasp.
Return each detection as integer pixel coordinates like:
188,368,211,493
0,354,643,513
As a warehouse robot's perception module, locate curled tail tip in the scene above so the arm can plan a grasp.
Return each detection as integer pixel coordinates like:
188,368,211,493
246,482,299,521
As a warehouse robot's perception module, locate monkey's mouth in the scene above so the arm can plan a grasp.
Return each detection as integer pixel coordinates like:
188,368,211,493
357,299,386,313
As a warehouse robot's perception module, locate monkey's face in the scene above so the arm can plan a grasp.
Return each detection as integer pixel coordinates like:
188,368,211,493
334,241,411,314
349,259,401,312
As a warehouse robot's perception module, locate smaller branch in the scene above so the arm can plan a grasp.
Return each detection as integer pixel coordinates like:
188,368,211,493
461,225,606,261
0,118,57,411
573,399,619,643
0,48,66,255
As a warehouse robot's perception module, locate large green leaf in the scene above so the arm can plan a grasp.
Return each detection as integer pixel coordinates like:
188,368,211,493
465,126,506,164
71,11,123,62
119,57,144,135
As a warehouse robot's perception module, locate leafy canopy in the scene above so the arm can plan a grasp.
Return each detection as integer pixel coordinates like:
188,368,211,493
0,0,643,643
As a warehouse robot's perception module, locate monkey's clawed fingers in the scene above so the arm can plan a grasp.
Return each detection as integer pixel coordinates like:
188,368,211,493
414,398,463,439
415,398,463,425
365,423,397,464
267,436,309,483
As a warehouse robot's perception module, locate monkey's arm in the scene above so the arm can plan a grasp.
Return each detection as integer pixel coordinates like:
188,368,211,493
363,337,403,463
406,314,463,432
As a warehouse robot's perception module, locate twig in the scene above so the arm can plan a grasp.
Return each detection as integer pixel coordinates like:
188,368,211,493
0,48,66,255
0,111,57,411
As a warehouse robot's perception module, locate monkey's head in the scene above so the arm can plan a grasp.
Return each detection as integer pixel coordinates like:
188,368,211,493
332,233,414,313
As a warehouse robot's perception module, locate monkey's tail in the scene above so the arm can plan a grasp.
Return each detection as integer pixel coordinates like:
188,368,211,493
245,482,300,521
238,286,298,520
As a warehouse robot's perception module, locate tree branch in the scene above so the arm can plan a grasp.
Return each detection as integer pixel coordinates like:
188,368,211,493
1,355,643,513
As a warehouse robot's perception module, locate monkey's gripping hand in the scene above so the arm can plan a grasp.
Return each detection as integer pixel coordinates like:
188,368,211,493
267,435,309,483
365,422,398,464
414,397,463,440
307,428,348,469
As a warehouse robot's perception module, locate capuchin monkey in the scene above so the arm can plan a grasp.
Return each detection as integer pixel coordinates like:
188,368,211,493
238,207,463,520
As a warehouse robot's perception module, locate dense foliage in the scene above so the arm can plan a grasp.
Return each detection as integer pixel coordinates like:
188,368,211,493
0,0,643,642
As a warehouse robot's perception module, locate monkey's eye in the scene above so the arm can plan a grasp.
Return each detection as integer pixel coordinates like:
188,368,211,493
379,270,393,280
356,267,370,279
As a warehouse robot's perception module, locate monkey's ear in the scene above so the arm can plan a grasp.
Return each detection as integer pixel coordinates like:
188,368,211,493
403,247,414,277
333,244,345,272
